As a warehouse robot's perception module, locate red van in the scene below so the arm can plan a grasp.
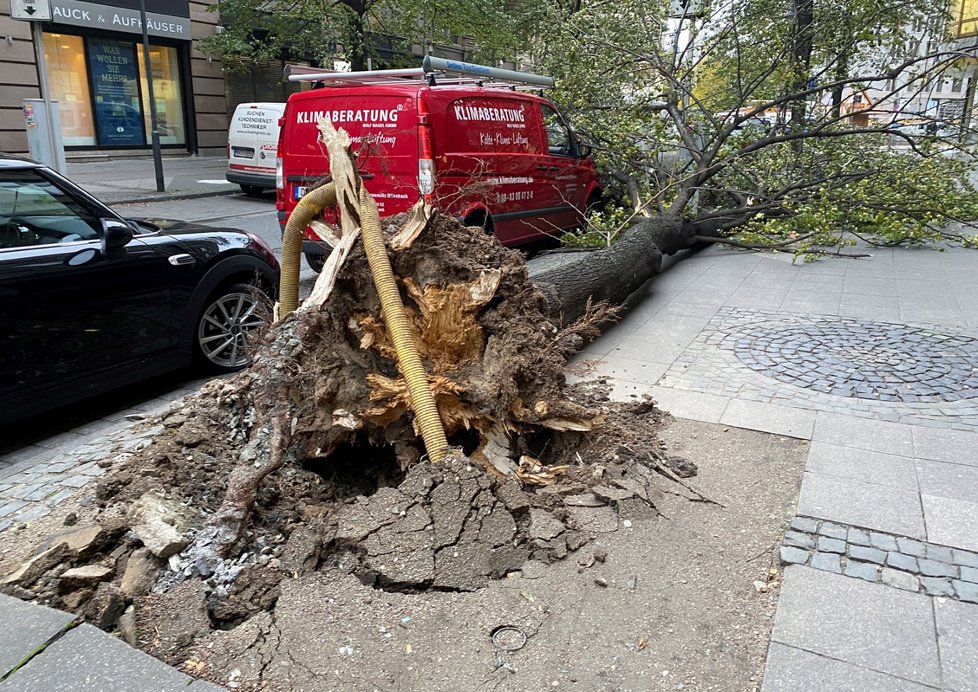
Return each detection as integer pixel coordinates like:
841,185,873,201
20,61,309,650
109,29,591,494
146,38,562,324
275,57,601,271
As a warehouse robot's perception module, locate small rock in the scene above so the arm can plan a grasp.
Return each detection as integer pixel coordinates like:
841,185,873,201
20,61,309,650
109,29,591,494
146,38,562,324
593,549,607,563
58,565,113,592
84,583,126,630
118,606,138,646
2,544,73,588
594,577,608,588
120,548,163,599
63,513,78,527
62,589,93,611
128,491,196,558
664,456,697,478
627,576,637,592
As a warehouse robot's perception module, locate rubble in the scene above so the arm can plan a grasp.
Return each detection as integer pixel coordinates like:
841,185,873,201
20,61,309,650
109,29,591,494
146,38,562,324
128,491,196,559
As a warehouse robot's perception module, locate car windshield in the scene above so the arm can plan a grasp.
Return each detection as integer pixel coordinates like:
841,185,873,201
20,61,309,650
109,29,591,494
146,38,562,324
0,170,101,248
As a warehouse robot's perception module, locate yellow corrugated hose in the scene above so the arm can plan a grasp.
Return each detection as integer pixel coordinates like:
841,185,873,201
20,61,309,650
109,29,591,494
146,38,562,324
358,186,449,462
279,182,337,316
278,181,449,462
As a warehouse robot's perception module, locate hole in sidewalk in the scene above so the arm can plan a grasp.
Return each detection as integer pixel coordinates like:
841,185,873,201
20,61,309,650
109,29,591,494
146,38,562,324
302,437,406,499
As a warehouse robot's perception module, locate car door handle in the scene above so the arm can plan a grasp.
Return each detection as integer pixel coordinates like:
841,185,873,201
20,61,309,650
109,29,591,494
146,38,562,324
168,253,196,266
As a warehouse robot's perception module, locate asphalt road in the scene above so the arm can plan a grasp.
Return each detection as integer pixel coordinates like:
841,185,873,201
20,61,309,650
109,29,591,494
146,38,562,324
0,191,315,445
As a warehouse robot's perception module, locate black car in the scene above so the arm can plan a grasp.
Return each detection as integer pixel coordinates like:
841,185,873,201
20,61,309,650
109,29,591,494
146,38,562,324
0,155,279,425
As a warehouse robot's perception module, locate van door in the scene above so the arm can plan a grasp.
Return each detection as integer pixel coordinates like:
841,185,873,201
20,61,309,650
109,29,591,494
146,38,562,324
538,104,587,231
435,93,544,245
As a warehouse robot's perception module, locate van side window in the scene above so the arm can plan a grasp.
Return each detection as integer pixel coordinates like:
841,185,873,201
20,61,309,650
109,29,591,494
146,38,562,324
541,105,571,156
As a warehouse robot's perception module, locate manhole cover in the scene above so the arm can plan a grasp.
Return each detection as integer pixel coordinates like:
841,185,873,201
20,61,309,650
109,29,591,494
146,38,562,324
721,316,978,402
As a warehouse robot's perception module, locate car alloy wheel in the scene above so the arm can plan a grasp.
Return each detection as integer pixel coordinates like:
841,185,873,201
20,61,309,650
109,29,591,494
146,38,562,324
196,284,263,370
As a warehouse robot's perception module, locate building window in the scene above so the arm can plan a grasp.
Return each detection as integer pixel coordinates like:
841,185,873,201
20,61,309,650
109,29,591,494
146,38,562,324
43,34,96,146
137,45,185,145
42,32,186,148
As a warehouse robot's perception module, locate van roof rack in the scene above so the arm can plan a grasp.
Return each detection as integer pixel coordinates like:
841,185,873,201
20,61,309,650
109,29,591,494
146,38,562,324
283,56,554,89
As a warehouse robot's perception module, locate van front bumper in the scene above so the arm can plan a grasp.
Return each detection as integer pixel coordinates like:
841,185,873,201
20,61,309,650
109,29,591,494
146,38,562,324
226,170,275,188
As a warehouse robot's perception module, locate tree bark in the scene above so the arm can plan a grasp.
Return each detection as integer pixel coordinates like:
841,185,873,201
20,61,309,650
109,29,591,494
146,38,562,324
528,214,692,324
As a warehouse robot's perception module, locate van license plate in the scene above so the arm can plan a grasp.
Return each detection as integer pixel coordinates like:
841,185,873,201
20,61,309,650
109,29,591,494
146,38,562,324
293,186,308,200
232,147,254,158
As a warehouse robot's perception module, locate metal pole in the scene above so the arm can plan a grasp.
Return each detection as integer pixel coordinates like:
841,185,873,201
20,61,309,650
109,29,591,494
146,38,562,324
31,21,63,173
138,0,165,192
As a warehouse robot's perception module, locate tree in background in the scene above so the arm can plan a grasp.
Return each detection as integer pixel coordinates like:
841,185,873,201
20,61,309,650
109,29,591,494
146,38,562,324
202,0,530,72
530,0,978,256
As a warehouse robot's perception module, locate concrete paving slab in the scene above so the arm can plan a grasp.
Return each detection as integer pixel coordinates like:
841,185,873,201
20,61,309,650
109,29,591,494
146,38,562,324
812,412,915,457
720,400,816,439
921,494,978,553
770,566,940,687
3,624,193,691
586,354,670,386
934,598,978,692
761,642,938,692
916,459,978,504
913,427,978,467
797,472,926,539
648,387,730,423
0,595,76,677
805,442,918,490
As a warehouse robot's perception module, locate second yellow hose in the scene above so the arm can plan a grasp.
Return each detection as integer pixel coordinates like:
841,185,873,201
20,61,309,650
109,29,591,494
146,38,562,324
358,186,449,462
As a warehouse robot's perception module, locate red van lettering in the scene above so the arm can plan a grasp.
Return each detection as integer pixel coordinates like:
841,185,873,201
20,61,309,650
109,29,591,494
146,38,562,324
296,109,399,125
454,104,525,123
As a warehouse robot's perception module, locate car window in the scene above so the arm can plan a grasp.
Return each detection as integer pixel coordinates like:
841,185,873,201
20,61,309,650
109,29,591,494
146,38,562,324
0,170,101,249
541,105,572,156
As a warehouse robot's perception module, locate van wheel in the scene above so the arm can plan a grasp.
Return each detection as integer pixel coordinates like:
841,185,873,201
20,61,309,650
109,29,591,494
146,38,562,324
306,252,328,273
240,184,264,196
585,191,605,215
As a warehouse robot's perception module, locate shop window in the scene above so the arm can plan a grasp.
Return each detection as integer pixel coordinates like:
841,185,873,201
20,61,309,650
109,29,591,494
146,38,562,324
88,38,145,146
43,34,96,146
137,45,186,145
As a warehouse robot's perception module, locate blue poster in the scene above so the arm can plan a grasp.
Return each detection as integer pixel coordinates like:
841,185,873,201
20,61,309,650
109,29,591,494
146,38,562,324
88,39,145,146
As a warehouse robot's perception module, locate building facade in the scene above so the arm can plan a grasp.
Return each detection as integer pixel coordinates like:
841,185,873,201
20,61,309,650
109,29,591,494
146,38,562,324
0,0,228,157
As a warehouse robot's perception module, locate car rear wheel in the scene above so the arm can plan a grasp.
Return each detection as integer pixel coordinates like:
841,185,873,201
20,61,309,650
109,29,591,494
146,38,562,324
195,283,265,373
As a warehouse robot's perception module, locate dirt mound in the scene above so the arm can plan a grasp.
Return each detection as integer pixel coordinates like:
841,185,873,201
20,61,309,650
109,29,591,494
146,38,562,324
0,212,693,687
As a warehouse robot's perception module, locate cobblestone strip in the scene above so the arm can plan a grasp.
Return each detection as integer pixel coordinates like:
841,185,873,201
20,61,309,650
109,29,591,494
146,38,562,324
779,515,978,604
0,421,166,533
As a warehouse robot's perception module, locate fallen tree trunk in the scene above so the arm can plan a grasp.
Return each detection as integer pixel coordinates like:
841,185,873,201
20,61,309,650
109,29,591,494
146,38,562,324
528,213,693,324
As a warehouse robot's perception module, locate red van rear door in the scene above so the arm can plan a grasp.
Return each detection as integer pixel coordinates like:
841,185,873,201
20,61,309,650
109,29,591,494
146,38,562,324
429,91,548,244
283,90,419,218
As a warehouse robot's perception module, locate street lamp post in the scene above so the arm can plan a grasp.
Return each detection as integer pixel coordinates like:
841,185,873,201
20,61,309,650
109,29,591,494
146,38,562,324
138,0,165,192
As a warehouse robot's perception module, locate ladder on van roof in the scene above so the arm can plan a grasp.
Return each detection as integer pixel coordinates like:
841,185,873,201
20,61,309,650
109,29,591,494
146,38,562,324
283,56,555,90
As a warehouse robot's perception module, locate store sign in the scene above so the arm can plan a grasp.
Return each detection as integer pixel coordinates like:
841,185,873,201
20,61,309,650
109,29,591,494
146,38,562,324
49,0,191,38
88,38,145,146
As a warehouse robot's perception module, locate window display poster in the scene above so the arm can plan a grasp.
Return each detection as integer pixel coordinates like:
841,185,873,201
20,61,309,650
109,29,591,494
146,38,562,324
88,38,144,146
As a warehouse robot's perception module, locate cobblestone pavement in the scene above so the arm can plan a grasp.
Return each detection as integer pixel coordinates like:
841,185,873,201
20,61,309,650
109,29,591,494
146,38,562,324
658,308,978,430
779,515,978,603
0,379,205,533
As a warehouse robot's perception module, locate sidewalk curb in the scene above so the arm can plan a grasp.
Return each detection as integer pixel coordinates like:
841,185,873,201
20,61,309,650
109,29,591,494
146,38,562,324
103,188,240,207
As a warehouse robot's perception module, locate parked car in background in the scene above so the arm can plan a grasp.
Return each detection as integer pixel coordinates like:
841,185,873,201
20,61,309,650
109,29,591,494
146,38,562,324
0,155,279,425
226,102,285,196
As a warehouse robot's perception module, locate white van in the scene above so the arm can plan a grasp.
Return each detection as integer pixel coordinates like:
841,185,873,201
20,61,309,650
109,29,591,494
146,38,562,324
226,102,285,195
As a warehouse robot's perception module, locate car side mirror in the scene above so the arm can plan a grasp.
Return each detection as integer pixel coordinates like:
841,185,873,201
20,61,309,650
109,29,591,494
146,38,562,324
100,218,133,256
578,143,593,158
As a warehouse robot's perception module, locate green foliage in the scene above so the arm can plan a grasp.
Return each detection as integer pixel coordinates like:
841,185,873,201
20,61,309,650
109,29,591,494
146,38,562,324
561,206,634,248
721,136,978,257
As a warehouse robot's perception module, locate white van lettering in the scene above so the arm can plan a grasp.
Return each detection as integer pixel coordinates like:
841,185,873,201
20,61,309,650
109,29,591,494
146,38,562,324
453,104,526,123
295,109,399,125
